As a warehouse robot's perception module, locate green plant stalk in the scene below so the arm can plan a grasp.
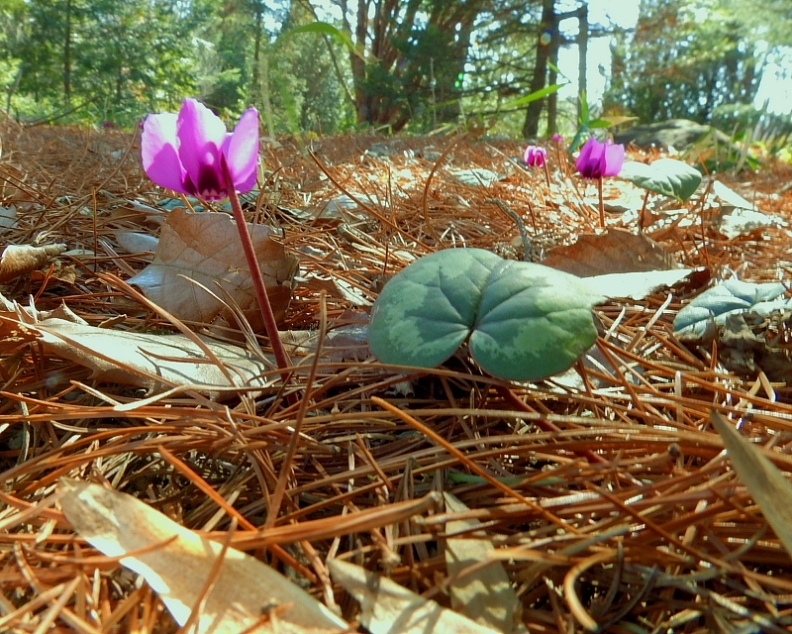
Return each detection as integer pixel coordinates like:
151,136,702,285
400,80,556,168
221,157,292,383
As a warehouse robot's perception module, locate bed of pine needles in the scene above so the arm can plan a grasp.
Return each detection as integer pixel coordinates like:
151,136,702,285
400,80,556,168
2,113,792,634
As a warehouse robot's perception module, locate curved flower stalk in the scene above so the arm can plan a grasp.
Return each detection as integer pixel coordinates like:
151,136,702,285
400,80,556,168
576,136,625,227
141,99,293,388
550,134,569,177
142,98,259,201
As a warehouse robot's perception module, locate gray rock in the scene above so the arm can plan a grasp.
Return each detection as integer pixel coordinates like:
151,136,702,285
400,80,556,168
365,142,396,157
451,167,503,187
614,119,732,150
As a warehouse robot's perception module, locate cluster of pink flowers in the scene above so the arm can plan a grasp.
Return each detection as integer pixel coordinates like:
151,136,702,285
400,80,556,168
523,135,625,179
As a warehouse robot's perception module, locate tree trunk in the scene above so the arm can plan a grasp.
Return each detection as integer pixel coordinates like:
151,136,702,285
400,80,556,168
351,0,369,123
546,17,561,136
346,0,483,131
63,0,72,106
522,0,555,139
577,3,588,122
432,11,475,126
252,0,263,95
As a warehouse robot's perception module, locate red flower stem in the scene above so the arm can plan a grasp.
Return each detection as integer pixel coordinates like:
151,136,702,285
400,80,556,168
597,176,605,228
221,158,292,385
638,189,650,232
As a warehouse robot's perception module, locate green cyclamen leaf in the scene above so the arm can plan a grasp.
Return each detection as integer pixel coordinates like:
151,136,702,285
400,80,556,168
622,158,702,201
368,249,501,369
368,248,600,381
469,259,599,380
673,278,791,338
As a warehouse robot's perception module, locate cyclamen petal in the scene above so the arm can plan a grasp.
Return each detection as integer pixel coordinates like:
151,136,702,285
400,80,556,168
177,99,228,199
141,112,188,194
523,145,547,168
140,98,260,201
602,143,625,177
576,137,625,179
222,107,259,193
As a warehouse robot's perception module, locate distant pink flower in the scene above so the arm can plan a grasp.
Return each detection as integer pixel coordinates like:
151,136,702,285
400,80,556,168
523,145,547,168
551,133,564,142
576,137,624,179
141,98,259,200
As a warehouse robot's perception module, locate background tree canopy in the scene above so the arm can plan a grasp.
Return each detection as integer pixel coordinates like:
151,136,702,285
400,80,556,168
0,0,789,138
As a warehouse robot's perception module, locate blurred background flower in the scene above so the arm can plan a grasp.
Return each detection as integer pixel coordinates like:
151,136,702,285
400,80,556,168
524,145,548,168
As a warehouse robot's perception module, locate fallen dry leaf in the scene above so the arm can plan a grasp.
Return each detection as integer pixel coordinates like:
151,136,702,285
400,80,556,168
115,231,160,253
29,261,78,285
301,273,372,306
710,411,792,559
127,208,298,329
0,204,18,231
541,228,678,277
0,243,67,282
28,317,275,399
59,479,350,634
444,493,527,634
0,311,39,354
581,268,694,301
710,180,756,210
328,558,500,634
280,323,370,363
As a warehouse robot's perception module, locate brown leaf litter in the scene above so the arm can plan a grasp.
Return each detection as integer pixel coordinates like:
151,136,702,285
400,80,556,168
2,119,792,632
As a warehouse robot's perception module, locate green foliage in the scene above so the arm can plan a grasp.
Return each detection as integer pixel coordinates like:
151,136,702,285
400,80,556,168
3,0,785,137
458,1,551,136
621,158,703,201
0,0,27,98
284,21,363,61
267,4,352,134
194,0,256,112
500,83,565,110
711,104,792,145
7,0,197,125
369,248,600,381
568,93,637,152
604,0,765,124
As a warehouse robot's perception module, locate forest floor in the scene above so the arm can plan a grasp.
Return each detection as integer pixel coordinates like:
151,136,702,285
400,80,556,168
2,117,792,633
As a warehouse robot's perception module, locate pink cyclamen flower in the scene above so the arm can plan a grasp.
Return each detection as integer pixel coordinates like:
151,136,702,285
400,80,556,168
141,98,259,200
576,137,625,179
523,145,547,168
551,133,564,142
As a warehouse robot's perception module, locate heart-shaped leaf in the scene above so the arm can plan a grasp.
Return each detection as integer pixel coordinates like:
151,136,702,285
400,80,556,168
673,278,791,338
621,158,702,201
368,248,601,381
